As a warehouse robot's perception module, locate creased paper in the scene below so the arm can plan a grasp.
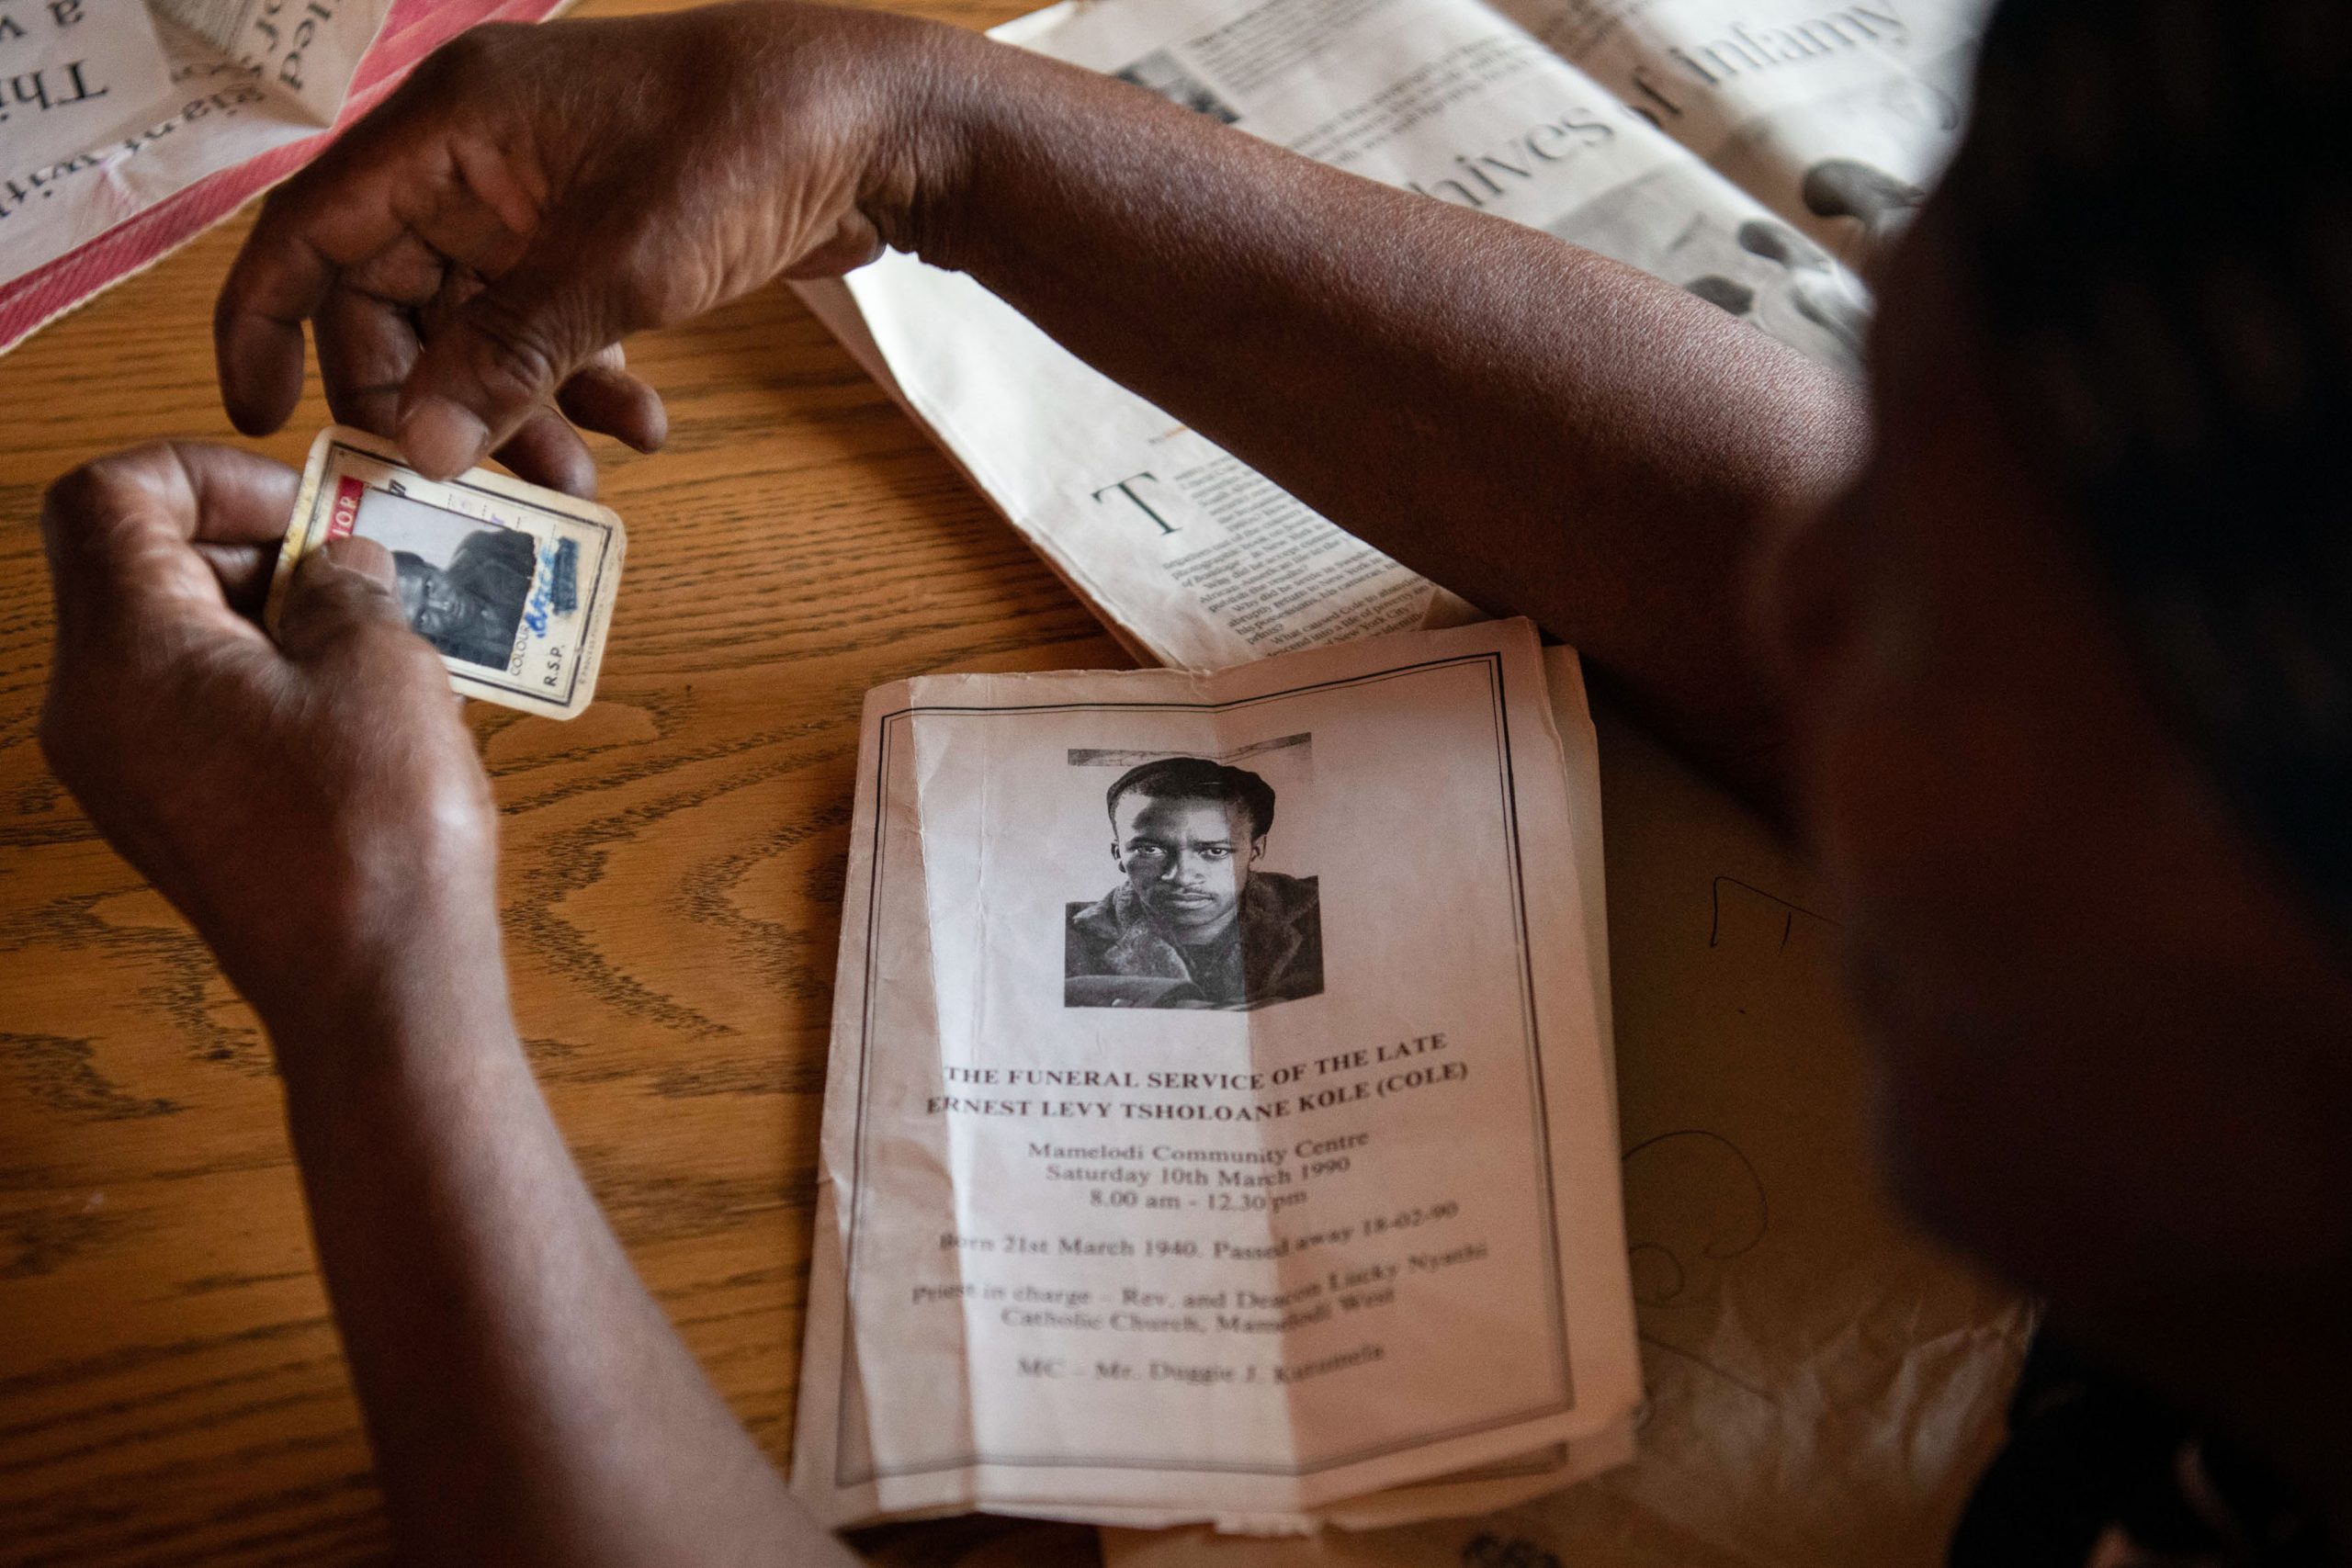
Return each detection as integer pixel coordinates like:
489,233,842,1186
793,622,1641,1529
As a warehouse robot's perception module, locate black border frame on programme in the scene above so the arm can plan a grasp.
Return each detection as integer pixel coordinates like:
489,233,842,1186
834,649,1580,1485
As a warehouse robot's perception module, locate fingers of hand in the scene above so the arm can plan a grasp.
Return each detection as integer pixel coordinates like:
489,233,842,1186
315,277,424,438
323,287,628,496
276,543,473,779
217,171,415,437
392,246,627,479
215,227,326,439
172,443,302,543
195,541,284,618
213,38,526,437
275,535,413,660
314,191,548,433
41,445,299,638
492,408,599,498
556,348,668,454
317,534,399,589
317,266,648,495
215,21,673,480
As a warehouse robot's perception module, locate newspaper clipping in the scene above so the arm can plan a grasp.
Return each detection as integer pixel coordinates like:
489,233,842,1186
0,0,394,288
796,0,1992,671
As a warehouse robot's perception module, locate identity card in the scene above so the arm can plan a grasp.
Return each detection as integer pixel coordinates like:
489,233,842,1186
264,426,626,719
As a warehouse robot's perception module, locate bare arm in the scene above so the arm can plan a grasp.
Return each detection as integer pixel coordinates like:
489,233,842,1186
919,54,1865,796
277,992,849,1566
214,3,1865,806
37,445,853,1566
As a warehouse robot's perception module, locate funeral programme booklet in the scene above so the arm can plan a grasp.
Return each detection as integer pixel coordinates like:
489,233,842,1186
790,619,1639,1528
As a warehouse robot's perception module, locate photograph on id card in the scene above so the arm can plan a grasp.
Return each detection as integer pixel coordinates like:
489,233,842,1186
265,427,627,719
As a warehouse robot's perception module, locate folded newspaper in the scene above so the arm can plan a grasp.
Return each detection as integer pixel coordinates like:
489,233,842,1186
786,0,2024,1542
0,0,396,286
791,618,1643,1529
795,0,1991,671
0,0,567,355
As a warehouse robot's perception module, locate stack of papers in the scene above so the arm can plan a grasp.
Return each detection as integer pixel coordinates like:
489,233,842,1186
791,621,1645,1530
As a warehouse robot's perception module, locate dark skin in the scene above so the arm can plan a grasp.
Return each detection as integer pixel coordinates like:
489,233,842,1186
38,446,852,1568
395,551,500,647
1113,795,1262,942
208,2,1859,800
1781,209,2352,1505
32,2,2352,1560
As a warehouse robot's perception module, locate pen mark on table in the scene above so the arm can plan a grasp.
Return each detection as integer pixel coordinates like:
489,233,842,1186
1707,875,1838,952
1637,1330,1783,1408
1623,1129,1770,1276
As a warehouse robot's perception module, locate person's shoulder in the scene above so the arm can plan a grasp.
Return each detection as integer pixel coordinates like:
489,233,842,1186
1251,870,1319,914
1067,886,1129,944
463,526,538,571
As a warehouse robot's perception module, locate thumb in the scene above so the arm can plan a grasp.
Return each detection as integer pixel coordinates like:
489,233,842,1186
277,536,415,663
397,239,646,480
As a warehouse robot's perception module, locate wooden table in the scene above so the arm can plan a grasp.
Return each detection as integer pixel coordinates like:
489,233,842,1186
0,3,1119,1560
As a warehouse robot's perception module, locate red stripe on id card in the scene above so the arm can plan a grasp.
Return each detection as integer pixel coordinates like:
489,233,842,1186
328,476,368,540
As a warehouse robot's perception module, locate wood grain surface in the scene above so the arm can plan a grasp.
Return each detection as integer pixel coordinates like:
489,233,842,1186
0,2,1115,1561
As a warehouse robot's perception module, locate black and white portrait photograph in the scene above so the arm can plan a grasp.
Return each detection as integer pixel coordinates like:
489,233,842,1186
352,488,539,671
1063,750,1324,1010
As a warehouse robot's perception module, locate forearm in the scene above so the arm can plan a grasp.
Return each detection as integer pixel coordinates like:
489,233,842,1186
905,37,1867,795
272,962,843,1567
36,449,845,1562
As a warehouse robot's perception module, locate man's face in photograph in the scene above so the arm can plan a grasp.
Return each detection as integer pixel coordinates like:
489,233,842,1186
1112,793,1262,941
396,555,479,641
394,549,515,660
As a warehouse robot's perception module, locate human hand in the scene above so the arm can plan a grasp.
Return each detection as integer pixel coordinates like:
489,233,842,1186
38,444,506,1049
214,2,978,493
